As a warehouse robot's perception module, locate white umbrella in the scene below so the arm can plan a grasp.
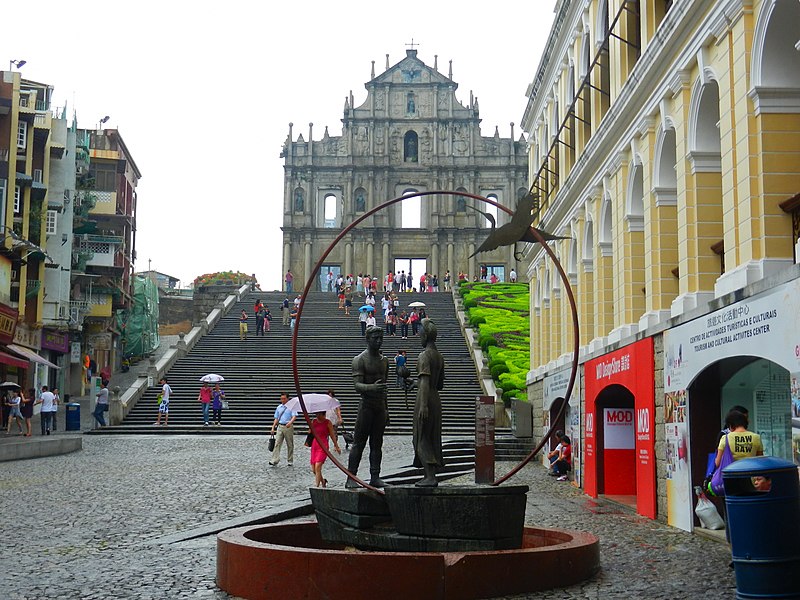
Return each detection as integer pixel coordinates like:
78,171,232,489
0,381,21,390
200,374,225,383
285,393,340,414
409,301,426,308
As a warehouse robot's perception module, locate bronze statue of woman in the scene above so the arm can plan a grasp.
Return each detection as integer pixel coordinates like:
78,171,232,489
413,318,445,486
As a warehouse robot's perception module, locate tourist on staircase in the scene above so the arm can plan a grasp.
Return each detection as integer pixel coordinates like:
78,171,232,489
198,382,212,426
239,310,248,341
211,384,225,426
281,296,290,326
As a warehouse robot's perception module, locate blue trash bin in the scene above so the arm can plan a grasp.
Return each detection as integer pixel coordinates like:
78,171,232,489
723,456,800,599
65,402,81,431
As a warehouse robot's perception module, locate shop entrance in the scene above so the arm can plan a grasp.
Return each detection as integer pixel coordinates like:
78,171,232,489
596,384,636,504
688,357,794,506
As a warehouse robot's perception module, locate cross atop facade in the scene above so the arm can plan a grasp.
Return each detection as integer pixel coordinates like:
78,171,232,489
405,38,420,50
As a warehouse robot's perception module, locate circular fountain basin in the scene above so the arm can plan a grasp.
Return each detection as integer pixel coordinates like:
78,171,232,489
217,521,599,600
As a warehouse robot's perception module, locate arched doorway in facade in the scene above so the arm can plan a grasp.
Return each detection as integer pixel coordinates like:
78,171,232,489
686,356,792,526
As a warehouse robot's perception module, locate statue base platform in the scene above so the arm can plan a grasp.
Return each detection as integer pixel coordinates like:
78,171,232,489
310,485,528,551
217,521,600,600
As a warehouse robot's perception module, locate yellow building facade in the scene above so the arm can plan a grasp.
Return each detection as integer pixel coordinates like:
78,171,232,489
522,0,800,531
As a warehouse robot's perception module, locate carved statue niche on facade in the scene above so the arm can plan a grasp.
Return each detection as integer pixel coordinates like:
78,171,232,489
294,188,305,212
376,90,385,110
355,189,367,213
404,131,419,163
407,92,416,114
356,126,369,156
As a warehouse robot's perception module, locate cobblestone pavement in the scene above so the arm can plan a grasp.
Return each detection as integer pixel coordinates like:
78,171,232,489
0,435,735,599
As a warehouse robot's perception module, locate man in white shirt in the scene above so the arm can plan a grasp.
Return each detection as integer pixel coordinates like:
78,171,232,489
37,386,56,435
510,268,518,283
155,377,173,426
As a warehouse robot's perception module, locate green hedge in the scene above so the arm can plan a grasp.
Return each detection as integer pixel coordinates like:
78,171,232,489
460,282,530,403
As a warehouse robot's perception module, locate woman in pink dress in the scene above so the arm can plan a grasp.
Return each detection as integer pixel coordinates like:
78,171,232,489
310,411,340,487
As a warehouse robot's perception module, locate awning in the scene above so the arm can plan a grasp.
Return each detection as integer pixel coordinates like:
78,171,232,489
0,350,28,369
6,344,60,369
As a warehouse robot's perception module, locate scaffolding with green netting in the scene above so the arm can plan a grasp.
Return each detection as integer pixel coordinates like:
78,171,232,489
117,274,160,360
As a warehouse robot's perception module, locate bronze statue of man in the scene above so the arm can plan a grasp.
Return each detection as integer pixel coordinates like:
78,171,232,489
413,318,445,486
346,325,390,488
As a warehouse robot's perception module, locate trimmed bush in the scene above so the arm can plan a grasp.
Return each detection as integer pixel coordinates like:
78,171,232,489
463,282,530,403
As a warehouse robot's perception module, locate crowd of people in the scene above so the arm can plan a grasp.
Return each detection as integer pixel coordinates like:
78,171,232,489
3,385,66,437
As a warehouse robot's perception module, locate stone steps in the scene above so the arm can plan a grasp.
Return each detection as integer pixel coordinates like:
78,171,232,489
113,290,501,437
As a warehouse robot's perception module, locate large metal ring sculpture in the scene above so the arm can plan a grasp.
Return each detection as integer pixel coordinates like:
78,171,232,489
291,190,579,493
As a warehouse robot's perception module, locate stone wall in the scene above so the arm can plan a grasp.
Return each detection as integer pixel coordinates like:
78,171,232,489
192,285,245,323
159,294,193,325
653,332,667,524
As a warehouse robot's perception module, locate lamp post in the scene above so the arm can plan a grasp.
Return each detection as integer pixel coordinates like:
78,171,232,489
9,59,26,70
99,115,110,130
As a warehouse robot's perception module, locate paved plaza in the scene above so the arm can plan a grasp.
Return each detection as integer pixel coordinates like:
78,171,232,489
0,433,737,599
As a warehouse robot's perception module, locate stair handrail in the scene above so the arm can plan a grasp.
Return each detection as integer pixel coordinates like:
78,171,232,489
115,283,251,423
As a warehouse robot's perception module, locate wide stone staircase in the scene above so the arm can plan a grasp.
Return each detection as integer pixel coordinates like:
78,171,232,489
113,290,505,438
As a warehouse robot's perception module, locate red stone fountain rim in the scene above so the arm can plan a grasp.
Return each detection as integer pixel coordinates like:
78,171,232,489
290,190,579,493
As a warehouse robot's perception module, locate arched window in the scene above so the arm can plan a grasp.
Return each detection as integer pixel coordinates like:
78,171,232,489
401,188,421,228
323,193,337,228
354,188,367,213
626,162,645,232
455,187,468,212
404,131,418,163
294,188,304,212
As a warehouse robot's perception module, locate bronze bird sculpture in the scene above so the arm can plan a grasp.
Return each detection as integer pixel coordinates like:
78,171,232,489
467,192,569,258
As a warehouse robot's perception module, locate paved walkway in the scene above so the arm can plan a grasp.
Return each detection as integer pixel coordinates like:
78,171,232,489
1,434,735,599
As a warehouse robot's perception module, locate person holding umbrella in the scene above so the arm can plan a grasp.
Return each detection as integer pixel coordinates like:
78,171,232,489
358,304,374,336
198,381,212,426
309,409,341,488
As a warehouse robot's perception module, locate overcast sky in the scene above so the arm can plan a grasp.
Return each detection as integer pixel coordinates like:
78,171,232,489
5,0,555,289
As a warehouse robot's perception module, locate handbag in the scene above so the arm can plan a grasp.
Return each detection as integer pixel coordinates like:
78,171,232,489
305,432,315,447
222,401,229,410
710,434,735,496
268,435,276,452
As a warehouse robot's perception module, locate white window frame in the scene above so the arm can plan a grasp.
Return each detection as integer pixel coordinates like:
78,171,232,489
33,169,43,183
14,186,21,214
46,210,58,235
17,121,27,149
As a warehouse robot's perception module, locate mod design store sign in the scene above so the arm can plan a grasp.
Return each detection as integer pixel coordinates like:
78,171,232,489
663,276,800,531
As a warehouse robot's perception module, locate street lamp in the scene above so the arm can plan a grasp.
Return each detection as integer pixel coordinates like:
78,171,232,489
99,115,110,129
9,59,26,70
